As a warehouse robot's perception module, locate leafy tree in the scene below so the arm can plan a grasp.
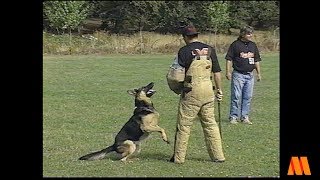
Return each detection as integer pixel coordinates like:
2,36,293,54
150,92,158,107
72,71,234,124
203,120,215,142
207,1,230,48
95,1,130,33
182,1,212,32
154,1,193,34
42,1,280,35
254,1,279,29
43,1,92,54
228,1,279,30
129,1,163,53
43,1,92,34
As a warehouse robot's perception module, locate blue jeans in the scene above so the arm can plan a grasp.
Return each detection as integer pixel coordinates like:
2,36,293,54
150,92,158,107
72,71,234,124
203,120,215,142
229,70,254,120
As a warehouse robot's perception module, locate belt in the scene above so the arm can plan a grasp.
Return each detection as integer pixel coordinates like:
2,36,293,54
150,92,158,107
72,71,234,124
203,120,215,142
234,70,251,75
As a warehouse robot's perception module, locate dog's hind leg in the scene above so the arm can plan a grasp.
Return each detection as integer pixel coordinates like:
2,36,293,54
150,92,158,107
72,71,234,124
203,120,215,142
133,132,149,155
126,141,142,161
117,140,136,162
134,142,141,154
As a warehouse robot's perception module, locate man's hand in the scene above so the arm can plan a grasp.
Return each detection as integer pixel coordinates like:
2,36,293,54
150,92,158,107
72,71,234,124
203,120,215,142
226,72,232,80
215,89,223,102
256,74,261,81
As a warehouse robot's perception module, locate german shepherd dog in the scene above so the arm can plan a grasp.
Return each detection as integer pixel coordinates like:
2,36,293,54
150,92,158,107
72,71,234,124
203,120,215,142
79,82,170,161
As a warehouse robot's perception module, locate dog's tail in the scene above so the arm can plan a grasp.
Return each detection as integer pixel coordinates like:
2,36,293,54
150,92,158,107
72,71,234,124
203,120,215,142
79,145,115,161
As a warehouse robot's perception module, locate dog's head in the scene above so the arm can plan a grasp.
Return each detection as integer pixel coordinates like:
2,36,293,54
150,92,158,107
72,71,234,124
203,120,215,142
127,82,156,107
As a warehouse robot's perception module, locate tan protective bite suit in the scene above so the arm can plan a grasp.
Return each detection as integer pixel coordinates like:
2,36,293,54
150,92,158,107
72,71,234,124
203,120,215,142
173,56,225,163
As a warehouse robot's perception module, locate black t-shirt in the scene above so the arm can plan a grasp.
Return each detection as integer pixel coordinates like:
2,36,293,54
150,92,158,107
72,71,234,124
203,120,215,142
225,38,261,73
178,42,221,73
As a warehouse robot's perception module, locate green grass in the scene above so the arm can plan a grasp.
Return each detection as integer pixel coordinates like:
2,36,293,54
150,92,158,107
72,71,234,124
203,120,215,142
43,53,279,177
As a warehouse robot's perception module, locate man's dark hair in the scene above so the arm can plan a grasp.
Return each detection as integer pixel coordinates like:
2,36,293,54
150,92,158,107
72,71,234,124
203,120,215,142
240,26,254,36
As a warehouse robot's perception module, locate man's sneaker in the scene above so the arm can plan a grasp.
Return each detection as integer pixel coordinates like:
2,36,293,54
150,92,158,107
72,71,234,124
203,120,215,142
213,159,225,163
241,117,253,125
229,117,238,124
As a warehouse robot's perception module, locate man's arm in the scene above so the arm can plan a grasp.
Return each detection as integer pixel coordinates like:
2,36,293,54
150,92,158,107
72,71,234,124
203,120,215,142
213,72,223,102
213,71,222,90
255,61,261,81
225,60,233,80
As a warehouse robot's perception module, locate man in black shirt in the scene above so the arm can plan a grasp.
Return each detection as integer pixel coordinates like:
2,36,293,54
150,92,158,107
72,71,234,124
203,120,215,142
225,26,262,125
169,24,225,164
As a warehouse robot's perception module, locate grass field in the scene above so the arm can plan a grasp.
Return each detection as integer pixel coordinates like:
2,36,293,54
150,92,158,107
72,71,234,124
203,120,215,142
43,53,279,177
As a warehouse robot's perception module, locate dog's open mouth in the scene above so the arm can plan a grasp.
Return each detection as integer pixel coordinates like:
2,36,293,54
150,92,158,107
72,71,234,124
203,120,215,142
146,89,156,97
144,82,155,97
147,89,156,95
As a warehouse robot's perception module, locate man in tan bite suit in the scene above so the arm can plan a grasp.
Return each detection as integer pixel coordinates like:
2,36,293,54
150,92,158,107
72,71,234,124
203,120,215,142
169,24,225,164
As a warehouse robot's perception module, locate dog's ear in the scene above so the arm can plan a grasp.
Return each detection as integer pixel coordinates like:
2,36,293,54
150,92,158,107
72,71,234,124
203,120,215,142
127,89,137,96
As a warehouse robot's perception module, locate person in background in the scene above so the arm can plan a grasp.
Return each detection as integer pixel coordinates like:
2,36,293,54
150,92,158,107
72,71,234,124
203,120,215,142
169,24,225,164
225,25,262,125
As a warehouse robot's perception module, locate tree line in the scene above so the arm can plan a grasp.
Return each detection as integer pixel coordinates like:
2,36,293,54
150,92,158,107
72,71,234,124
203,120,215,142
43,1,279,35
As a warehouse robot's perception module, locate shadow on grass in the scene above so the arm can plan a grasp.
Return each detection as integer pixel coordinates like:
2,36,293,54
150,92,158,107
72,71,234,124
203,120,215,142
96,151,171,162
79,149,215,163
139,152,215,163
138,151,172,162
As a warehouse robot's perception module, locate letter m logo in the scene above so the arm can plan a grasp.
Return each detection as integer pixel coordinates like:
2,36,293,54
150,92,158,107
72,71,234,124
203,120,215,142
287,156,311,175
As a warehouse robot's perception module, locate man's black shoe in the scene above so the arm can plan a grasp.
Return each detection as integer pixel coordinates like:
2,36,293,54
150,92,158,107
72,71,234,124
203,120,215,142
169,156,174,162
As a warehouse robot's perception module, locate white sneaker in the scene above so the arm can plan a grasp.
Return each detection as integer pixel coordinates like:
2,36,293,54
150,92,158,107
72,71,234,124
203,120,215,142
229,117,238,124
241,117,253,125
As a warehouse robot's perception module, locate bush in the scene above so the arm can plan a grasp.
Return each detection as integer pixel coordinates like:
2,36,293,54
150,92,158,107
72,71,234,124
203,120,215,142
43,30,279,55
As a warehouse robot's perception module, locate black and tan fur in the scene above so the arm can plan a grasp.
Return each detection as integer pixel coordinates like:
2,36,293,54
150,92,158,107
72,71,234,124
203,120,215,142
79,82,169,161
